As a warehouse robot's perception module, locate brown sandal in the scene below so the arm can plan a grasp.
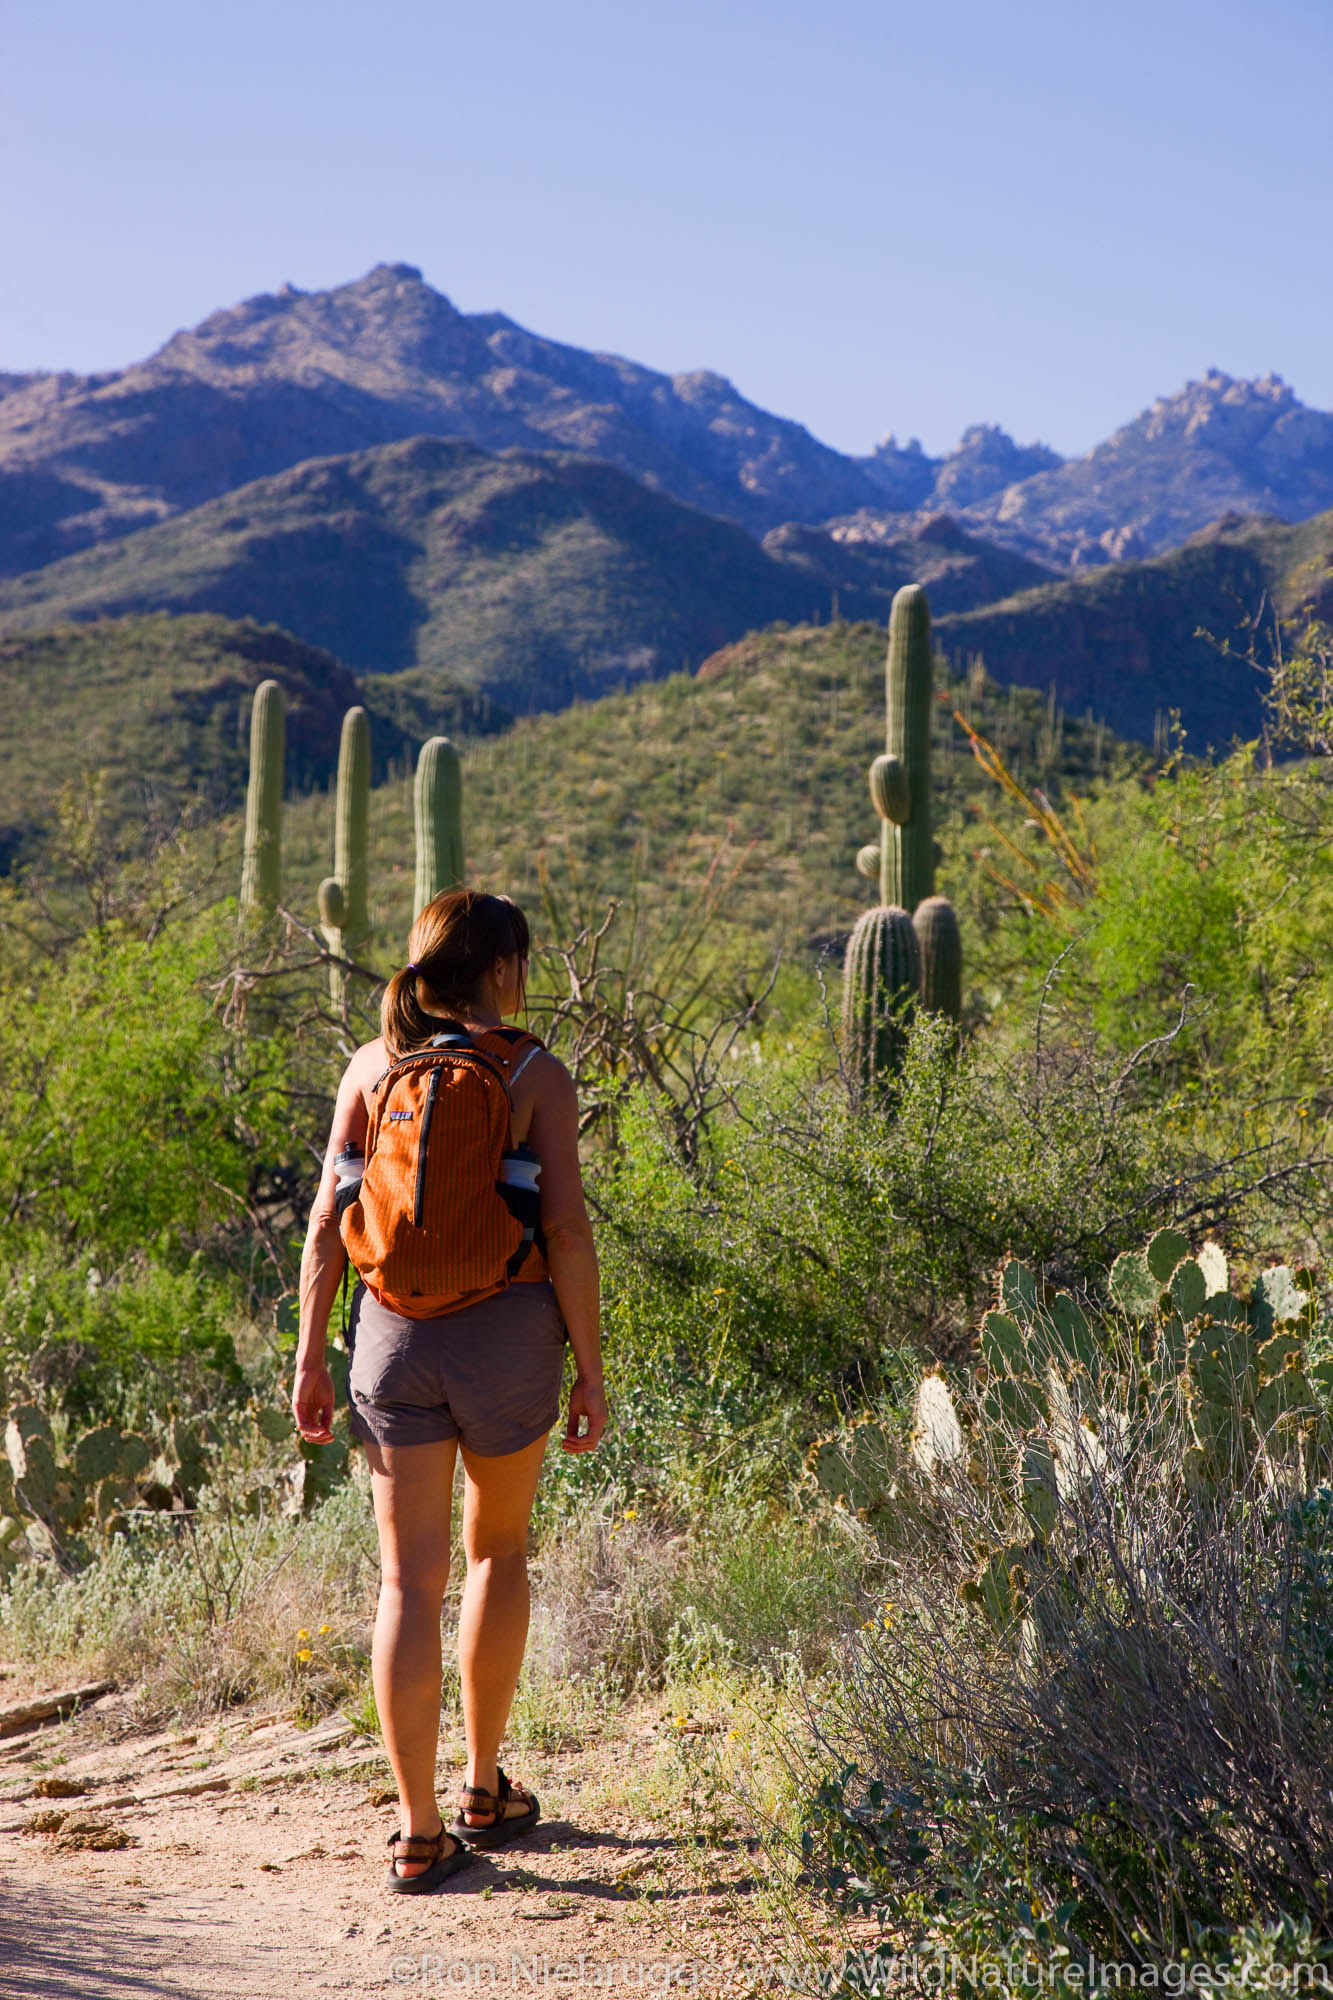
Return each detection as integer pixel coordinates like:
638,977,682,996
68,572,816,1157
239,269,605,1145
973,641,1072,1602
385,1822,472,1893
449,1768,541,1850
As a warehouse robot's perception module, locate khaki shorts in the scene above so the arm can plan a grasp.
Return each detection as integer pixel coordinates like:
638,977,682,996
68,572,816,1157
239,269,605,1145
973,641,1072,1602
345,1280,567,1456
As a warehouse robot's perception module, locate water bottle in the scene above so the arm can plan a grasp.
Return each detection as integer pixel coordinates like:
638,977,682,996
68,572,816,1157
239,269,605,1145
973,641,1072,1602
498,1143,541,1195
333,1144,364,1218
498,1143,542,1244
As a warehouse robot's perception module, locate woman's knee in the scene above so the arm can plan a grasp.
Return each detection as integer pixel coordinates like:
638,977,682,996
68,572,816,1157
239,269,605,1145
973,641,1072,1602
462,1539,528,1579
378,1562,450,1604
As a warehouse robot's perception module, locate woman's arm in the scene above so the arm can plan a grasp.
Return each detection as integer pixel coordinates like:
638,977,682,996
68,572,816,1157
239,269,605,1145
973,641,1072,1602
292,1053,373,1441
528,1056,607,1453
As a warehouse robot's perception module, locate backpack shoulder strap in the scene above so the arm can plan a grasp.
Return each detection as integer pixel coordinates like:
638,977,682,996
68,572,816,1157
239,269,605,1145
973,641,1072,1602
472,1028,549,1101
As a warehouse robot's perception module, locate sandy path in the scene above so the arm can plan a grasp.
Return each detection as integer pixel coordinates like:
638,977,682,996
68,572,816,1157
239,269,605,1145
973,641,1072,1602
0,1693,766,1999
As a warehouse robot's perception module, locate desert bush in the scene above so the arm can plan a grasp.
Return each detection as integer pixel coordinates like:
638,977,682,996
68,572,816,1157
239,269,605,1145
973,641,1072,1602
590,1005,1327,1409
0,1468,379,1717
791,1246,1333,1974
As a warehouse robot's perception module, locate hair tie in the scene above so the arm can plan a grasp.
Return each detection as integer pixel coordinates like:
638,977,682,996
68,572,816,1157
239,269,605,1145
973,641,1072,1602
406,961,421,976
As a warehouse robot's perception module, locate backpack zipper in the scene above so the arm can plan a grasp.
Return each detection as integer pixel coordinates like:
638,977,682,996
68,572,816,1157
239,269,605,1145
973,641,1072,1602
413,1068,442,1226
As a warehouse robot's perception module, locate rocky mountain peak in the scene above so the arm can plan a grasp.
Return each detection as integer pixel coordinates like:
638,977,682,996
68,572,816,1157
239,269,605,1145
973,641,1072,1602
1103,371,1307,457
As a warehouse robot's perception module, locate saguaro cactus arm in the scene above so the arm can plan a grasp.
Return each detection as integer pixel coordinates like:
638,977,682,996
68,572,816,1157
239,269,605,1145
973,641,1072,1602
914,894,962,1021
869,753,910,824
841,904,920,1105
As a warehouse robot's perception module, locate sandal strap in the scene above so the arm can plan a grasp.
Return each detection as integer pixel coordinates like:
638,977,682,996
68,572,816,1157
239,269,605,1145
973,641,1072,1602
461,1770,512,1807
388,1826,448,1857
459,1769,531,1823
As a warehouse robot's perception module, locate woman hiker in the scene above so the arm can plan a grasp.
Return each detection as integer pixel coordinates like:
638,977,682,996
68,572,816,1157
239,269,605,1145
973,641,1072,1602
292,889,607,1892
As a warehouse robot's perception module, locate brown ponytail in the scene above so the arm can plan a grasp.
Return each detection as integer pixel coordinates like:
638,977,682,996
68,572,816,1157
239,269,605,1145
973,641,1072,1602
381,890,531,1058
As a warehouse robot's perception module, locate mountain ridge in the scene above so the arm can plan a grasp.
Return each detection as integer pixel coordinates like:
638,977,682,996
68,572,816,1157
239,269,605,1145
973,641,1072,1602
0,433,1055,713
6,265,1333,585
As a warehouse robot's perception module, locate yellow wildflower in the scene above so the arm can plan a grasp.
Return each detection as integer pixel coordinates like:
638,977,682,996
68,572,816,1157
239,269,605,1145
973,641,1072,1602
295,1648,313,1663
296,1628,309,1640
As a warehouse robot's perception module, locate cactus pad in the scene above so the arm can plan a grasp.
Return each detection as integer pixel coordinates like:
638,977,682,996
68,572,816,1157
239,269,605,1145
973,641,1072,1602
911,1374,964,1473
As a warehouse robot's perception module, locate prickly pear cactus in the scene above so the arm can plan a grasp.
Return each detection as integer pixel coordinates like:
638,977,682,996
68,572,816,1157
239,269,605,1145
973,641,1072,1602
240,679,284,912
1,1412,163,1565
911,1373,964,1474
806,1419,902,1520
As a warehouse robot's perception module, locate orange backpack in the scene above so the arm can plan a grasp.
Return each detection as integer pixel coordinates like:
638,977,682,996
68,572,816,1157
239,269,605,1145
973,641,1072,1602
340,1024,546,1318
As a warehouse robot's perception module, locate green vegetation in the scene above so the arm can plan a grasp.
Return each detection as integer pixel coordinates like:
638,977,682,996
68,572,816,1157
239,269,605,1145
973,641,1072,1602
5,603,1333,1985
0,436,846,710
274,619,1145,968
797,1230,1333,1974
0,611,504,863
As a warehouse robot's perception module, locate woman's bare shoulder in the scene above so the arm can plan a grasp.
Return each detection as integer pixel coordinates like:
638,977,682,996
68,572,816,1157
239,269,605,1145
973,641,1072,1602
343,1036,390,1097
525,1045,575,1094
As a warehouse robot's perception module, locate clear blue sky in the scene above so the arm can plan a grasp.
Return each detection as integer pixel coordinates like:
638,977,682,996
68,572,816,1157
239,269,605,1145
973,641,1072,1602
2,0,1329,457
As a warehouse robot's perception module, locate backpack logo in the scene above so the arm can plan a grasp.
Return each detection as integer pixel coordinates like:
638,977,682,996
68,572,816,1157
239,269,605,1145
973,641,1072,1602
387,1109,413,1122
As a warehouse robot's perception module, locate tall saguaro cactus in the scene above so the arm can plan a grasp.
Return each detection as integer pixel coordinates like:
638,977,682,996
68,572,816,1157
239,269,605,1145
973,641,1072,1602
333,706,371,956
414,736,464,915
879,583,934,913
319,706,371,1003
843,584,962,1093
240,679,284,913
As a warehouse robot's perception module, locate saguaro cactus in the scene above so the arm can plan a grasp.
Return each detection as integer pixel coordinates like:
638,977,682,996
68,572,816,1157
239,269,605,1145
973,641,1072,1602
847,584,963,1034
841,904,920,1103
318,706,371,1003
880,584,934,913
239,679,284,912
332,706,371,957
414,736,464,915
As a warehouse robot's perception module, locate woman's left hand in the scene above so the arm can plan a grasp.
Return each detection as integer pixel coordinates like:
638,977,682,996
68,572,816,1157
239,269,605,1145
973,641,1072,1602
292,1359,336,1443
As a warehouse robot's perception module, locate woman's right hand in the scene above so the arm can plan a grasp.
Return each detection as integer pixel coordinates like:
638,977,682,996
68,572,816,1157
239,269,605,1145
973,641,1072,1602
292,1358,335,1444
563,1375,608,1453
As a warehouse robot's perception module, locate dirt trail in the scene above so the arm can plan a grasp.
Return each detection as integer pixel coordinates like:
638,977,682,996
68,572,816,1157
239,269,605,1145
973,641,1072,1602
0,1688,766,1999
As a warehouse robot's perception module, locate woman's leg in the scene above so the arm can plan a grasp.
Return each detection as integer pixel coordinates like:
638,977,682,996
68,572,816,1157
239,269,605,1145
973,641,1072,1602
456,1431,549,1821
367,1435,459,1874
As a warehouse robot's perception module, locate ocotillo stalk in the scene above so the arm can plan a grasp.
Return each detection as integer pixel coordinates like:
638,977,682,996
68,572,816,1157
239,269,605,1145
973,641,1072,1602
913,894,962,1021
333,707,371,958
880,584,934,913
414,736,464,915
240,679,284,912
841,905,920,1105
